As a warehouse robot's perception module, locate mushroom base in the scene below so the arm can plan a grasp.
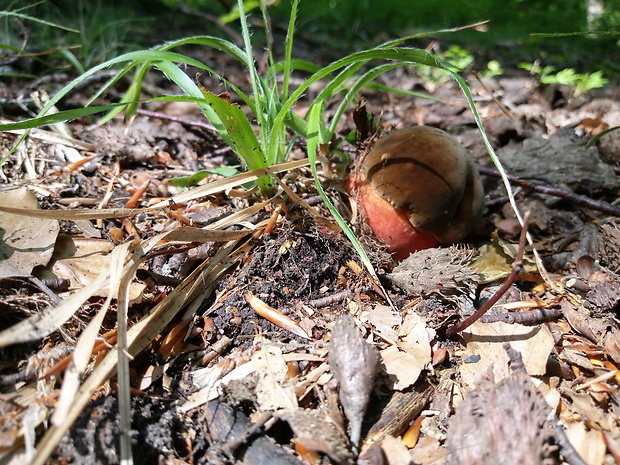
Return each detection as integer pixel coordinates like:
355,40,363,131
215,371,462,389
357,181,438,261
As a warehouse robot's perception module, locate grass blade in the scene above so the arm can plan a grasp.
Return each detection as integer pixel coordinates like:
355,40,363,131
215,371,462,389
306,104,373,281
199,90,273,194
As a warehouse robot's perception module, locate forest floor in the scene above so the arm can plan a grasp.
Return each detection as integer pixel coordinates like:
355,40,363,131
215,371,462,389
1,35,620,465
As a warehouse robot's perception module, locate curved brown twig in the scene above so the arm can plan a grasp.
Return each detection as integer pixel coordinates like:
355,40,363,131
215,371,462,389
478,166,620,217
445,211,530,337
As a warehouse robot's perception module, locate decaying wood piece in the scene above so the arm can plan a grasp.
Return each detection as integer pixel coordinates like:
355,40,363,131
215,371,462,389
446,344,587,465
277,408,354,465
364,379,434,445
497,131,619,195
597,222,620,275
200,399,303,465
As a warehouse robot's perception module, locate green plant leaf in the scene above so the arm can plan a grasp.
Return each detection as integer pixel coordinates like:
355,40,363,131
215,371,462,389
199,90,273,194
0,95,233,132
0,102,137,131
268,46,450,165
170,166,242,188
0,10,79,33
586,125,620,148
219,0,261,24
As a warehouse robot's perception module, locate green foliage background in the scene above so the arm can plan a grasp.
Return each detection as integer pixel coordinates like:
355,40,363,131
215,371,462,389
2,0,619,76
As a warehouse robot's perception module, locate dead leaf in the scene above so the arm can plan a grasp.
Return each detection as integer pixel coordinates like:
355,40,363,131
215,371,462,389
381,312,433,391
0,187,59,278
47,236,114,289
253,345,298,412
565,423,606,465
44,235,144,301
459,321,553,388
381,312,432,391
378,435,411,465
604,328,620,364
410,436,446,465
562,300,608,343
381,346,425,391
364,304,402,342
473,231,537,283
558,382,616,432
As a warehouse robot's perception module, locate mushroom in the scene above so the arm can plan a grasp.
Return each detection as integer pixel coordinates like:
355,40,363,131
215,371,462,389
348,126,484,260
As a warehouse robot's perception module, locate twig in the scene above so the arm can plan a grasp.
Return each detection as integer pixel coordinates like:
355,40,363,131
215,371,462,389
478,307,561,325
136,108,219,134
307,290,351,308
200,335,233,365
553,420,589,465
219,411,274,457
472,72,516,122
445,211,530,336
478,165,620,217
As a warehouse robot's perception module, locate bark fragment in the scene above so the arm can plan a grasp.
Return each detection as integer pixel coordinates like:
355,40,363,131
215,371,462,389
328,314,380,452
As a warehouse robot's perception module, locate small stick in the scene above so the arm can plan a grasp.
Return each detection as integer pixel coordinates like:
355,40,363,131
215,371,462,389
307,290,351,308
478,307,561,325
445,211,530,336
136,108,219,134
553,419,589,465
216,411,274,462
478,165,620,217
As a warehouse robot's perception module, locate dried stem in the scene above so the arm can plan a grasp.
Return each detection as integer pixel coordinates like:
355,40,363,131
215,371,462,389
478,307,561,325
478,165,620,217
445,211,530,336
137,108,219,134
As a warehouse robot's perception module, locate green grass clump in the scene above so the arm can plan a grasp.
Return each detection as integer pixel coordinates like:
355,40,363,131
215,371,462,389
0,0,509,282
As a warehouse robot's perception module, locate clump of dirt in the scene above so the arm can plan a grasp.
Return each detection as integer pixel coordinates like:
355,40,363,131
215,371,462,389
211,216,371,345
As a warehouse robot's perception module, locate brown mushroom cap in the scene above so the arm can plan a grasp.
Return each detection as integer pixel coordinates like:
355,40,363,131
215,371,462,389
360,126,484,243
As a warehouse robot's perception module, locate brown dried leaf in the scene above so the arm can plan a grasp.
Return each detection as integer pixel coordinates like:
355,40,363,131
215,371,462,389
381,312,432,391
0,187,59,278
459,321,553,388
562,300,608,343
558,382,616,431
253,345,298,412
564,423,606,465
472,231,538,283
47,236,145,301
604,328,620,364
471,242,512,283
364,304,402,342
377,435,411,465
410,436,446,465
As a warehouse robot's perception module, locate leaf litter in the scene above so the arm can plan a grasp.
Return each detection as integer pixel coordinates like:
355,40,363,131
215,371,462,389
0,51,620,465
